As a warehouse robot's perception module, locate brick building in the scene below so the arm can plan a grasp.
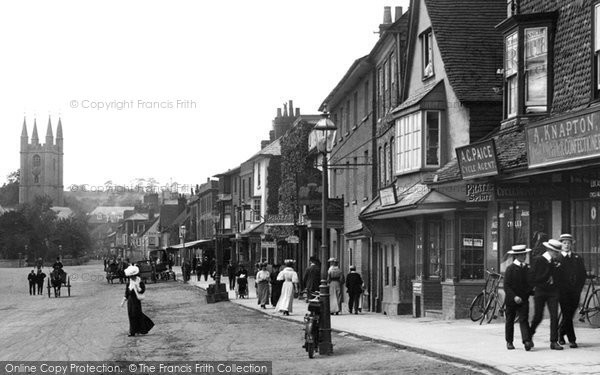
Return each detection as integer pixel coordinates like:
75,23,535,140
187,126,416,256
432,0,600,316
360,0,506,317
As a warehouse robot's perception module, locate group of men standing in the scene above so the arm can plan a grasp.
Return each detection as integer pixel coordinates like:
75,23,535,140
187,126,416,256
27,268,46,295
504,233,587,351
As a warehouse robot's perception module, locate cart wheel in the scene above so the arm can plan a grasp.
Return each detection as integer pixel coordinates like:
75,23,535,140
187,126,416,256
67,277,71,297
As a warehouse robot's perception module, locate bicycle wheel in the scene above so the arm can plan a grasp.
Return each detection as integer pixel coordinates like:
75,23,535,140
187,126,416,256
483,293,497,324
585,289,600,328
469,293,486,322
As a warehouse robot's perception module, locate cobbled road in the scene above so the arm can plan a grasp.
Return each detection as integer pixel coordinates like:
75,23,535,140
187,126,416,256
0,263,489,374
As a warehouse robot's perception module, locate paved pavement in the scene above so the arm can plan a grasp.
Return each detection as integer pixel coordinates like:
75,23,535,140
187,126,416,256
180,272,600,375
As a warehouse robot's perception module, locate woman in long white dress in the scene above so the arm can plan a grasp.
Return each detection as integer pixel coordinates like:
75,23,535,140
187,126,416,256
274,260,299,316
327,258,344,315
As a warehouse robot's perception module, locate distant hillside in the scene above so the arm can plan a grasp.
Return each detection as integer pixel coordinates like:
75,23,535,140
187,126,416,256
64,190,144,213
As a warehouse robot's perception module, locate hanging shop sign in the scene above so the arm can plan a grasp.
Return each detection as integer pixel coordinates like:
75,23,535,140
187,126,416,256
379,185,397,206
285,235,299,244
466,183,495,202
527,110,600,168
456,140,499,179
261,240,276,248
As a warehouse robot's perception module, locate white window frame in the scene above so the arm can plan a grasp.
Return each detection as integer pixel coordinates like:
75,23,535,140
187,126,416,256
425,111,441,167
505,31,518,118
396,110,442,174
524,27,548,113
422,30,434,79
594,3,600,94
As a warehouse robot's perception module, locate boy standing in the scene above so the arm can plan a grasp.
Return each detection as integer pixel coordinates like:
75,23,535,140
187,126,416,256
504,245,533,350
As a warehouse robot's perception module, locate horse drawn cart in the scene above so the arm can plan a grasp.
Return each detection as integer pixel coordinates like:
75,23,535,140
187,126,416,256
47,268,71,298
105,262,125,283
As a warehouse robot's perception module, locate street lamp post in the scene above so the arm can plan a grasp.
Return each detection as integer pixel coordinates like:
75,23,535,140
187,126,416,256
179,225,186,268
313,112,337,356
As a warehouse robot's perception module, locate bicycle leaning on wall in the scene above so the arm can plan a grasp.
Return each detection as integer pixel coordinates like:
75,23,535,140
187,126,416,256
469,269,504,325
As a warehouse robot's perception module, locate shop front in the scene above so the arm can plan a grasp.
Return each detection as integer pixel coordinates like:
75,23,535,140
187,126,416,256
361,182,467,317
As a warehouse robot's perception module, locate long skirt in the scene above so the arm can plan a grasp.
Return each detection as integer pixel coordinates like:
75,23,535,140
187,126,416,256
275,281,294,313
257,281,270,306
271,280,283,306
329,280,343,313
127,297,154,335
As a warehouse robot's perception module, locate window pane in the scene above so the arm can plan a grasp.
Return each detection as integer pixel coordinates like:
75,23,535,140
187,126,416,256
596,4,600,52
525,27,547,112
426,111,439,165
505,32,518,76
507,76,518,117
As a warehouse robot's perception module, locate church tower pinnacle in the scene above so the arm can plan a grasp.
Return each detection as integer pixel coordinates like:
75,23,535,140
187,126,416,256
31,119,39,145
45,116,54,145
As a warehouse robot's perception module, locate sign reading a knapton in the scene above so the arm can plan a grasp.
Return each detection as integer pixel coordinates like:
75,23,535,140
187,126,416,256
527,111,600,168
456,140,498,179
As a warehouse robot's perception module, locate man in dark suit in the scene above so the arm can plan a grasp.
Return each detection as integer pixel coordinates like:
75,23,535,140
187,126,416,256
303,256,321,302
504,245,533,351
529,238,563,350
36,269,46,295
556,233,587,348
345,265,364,314
28,270,36,295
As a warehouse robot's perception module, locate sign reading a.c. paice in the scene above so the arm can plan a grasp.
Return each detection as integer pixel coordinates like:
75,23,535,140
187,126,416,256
456,140,499,179
527,111,600,168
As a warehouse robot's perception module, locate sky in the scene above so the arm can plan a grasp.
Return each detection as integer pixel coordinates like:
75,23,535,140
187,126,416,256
0,0,410,193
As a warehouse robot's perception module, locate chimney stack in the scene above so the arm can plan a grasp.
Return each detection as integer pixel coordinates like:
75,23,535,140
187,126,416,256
261,140,270,149
379,6,393,35
383,6,392,24
395,6,403,21
269,130,275,141
295,108,300,116
289,100,294,117
277,108,282,117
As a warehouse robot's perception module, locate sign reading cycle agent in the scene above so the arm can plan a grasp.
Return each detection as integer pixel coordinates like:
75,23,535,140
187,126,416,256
456,140,498,179
527,111,600,168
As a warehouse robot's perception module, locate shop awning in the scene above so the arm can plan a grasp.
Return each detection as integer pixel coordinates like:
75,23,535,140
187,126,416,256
165,239,212,250
360,182,464,221
240,222,265,236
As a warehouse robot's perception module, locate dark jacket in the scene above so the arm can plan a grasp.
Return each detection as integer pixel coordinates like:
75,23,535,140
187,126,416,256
528,254,560,293
303,263,321,292
345,272,364,295
36,272,46,285
28,272,36,283
504,262,532,306
556,252,587,293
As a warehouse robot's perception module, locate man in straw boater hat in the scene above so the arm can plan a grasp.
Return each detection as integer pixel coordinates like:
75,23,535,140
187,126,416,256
556,233,587,348
528,238,563,350
504,245,533,351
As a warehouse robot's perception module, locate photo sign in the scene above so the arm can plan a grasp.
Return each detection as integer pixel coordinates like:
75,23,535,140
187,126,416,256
379,186,397,206
456,140,499,179
527,110,600,168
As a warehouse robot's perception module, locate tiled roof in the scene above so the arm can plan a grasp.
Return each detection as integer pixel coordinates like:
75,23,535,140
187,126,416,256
428,124,528,183
424,0,505,103
392,80,443,113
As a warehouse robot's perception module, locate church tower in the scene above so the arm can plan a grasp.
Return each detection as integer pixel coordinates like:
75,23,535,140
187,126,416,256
19,117,64,206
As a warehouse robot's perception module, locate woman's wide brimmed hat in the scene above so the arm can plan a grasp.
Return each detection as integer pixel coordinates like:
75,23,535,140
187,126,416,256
328,257,338,263
124,265,139,277
507,244,532,255
284,259,295,266
543,239,563,252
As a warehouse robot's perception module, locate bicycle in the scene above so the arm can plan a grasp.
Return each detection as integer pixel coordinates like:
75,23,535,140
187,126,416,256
469,269,503,324
577,272,600,327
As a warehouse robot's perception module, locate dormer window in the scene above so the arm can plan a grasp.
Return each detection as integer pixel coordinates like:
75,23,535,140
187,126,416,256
497,12,556,119
421,29,434,79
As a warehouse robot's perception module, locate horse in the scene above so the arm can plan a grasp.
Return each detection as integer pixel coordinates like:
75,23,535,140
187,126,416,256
50,268,66,297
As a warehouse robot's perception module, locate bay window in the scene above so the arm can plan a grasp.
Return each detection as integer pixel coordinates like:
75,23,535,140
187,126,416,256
497,12,556,118
396,110,441,174
594,3,600,97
